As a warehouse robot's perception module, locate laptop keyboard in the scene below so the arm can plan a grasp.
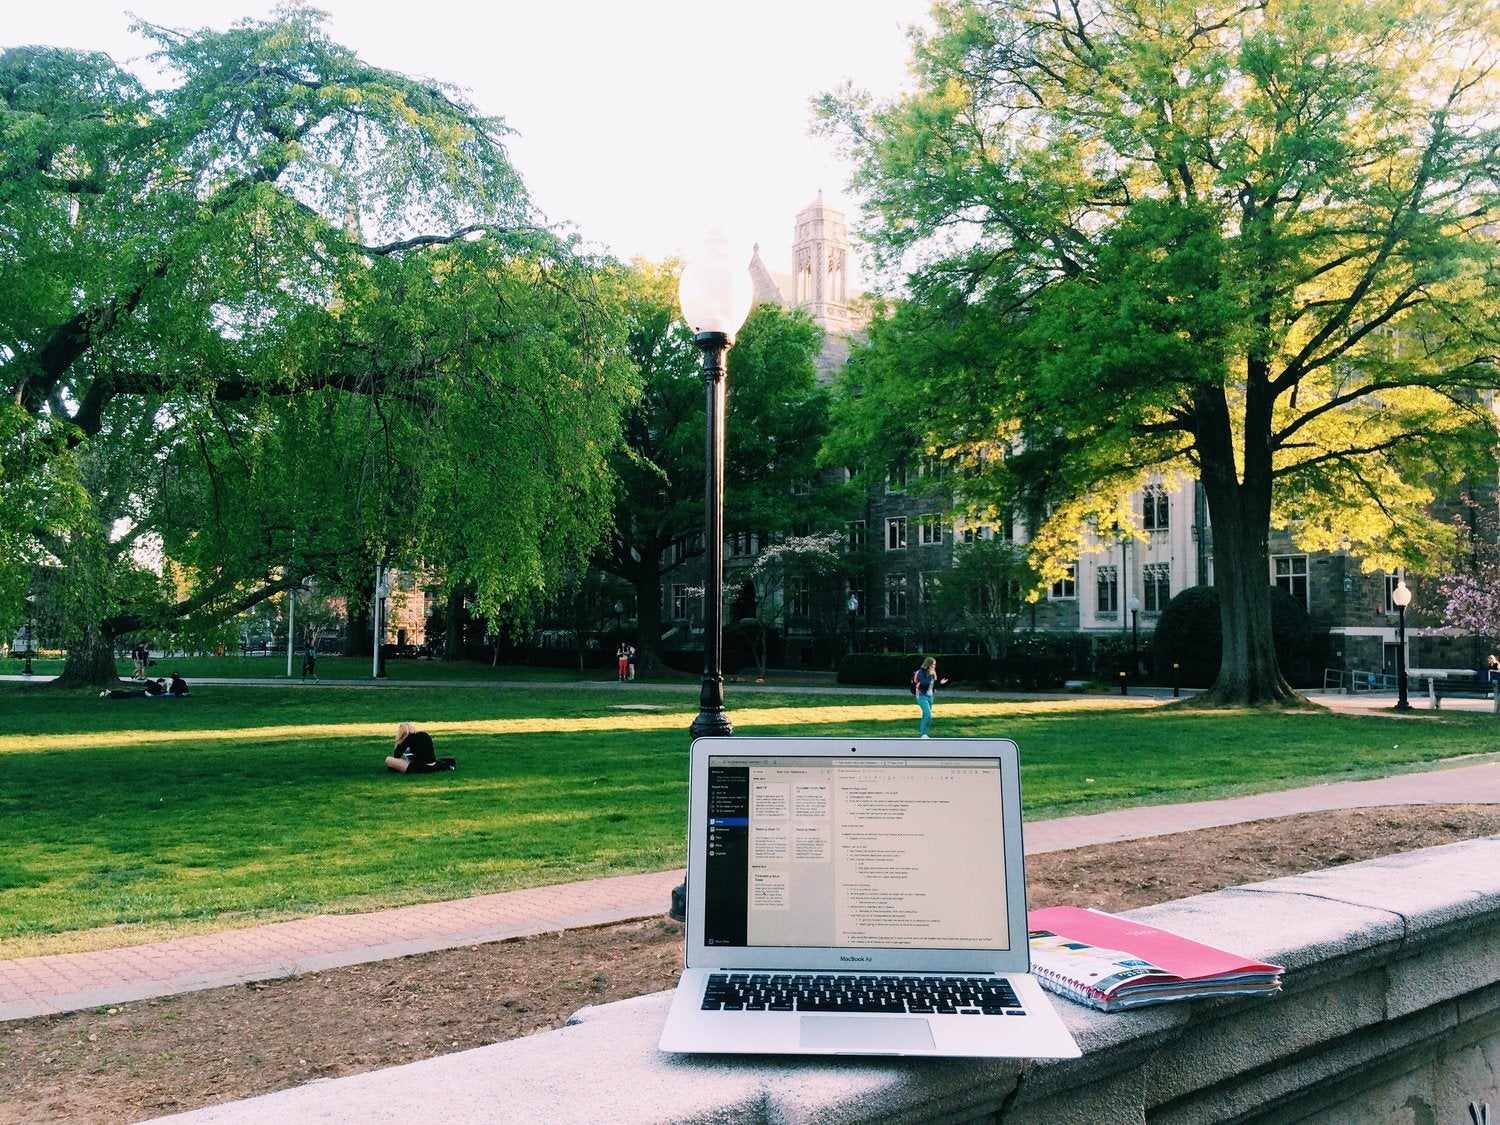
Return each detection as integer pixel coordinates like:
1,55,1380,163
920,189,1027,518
701,973,1025,1015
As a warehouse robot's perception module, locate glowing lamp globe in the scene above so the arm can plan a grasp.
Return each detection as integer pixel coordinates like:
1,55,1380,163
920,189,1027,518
678,230,753,338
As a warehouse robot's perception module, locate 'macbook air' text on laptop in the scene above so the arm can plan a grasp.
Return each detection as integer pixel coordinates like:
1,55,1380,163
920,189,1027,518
659,737,1080,1058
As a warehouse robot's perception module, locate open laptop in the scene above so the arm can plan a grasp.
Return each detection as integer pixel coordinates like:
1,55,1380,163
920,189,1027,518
659,736,1081,1058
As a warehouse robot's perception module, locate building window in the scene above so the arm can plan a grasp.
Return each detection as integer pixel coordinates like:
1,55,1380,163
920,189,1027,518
672,584,690,620
846,520,866,549
886,517,907,551
886,574,908,618
1143,484,1169,532
1384,572,1407,612
729,531,760,559
1097,565,1119,614
848,583,865,617
919,572,938,606
791,479,812,497
1143,562,1172,612
885,464,908,493
1050,562,1077,600
789,577,811,619
1274,554,1309,608
919,517,944,546
962,525,991,544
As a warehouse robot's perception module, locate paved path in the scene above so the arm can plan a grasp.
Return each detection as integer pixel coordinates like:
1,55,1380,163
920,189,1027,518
4,752,1498,1023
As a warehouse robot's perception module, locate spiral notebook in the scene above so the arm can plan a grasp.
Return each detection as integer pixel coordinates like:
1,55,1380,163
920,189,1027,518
1027,905,1283,1011
658,737,1080,1058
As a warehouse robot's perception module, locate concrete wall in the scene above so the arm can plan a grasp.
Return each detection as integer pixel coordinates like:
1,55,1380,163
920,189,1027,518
156,838,1500,1125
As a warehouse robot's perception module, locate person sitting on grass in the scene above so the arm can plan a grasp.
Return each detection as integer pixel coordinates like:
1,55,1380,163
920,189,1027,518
167,672,190,697
385,721,455,773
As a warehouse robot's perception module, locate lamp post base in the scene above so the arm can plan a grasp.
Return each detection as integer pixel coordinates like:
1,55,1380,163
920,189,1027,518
690,711,733,739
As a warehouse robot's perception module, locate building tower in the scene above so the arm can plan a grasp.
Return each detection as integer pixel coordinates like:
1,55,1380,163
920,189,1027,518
790,190,853,335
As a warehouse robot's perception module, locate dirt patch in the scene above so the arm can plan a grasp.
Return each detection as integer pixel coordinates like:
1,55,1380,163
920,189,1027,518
4,804,1499,1124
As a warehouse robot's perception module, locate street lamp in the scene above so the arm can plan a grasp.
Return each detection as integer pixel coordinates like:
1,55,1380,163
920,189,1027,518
846,593,859,654
1392,577,1412,711
1128,595,1141,677
21,594,35,676
679,230,753,740
373,563,391,680
669,232,751,924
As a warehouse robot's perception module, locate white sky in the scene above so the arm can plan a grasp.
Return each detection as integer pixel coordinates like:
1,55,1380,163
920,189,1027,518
4,1,929,277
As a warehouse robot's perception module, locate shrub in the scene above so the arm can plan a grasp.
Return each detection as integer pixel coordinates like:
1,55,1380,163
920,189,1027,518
1153,585,1323,688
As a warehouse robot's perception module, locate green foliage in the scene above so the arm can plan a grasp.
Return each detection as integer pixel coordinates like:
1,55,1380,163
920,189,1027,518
934,537,1040,658
1,10,636,679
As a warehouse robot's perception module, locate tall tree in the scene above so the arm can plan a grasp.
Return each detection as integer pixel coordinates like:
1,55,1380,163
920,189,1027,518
819,0,1500,705
1,9,634,684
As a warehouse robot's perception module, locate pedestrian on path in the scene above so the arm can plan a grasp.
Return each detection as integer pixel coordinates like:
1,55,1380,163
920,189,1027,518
616,643,629,682
914,656,948,738
301,645,318,683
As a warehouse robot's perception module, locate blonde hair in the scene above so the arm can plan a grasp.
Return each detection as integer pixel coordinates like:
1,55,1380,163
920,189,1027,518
395,721,415,748
921,656,937,672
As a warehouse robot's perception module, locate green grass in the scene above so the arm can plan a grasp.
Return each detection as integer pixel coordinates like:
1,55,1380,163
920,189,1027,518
2,680,1495,954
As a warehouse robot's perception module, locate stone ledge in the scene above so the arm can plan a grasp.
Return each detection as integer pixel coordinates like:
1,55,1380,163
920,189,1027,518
152,838,1500,1125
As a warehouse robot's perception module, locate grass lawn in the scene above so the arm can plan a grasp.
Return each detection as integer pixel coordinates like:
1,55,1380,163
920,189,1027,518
2,678,1495,955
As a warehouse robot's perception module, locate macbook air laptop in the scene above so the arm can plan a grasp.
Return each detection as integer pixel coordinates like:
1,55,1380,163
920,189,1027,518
659,736,1081,1058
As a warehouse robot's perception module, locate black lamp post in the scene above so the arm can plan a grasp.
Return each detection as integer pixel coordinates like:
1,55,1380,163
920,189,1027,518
1128,595,1140,677
846,593,859,654
373,564,390,680
679,230,752,741
670,232,751,923
1392,577,1412,711
21,594,35,676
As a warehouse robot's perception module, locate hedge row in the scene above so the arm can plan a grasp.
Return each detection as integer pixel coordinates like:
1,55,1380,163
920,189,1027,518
837,651,1072,691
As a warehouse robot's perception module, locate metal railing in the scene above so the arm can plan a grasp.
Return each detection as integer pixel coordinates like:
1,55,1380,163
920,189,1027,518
1322,668,1399,693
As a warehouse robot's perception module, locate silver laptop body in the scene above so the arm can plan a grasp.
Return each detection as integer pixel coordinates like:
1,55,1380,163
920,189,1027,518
659,736,1081,1058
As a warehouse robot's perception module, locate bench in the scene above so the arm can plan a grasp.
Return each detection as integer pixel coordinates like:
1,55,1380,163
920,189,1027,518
1426,675,1500,711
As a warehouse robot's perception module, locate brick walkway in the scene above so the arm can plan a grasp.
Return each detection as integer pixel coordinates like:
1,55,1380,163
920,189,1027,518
5,753,1498,1023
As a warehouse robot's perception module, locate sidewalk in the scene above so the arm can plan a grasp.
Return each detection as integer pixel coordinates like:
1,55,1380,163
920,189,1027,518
4,753,1498,1023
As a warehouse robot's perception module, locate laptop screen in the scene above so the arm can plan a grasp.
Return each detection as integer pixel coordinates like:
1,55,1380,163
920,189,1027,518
687,739,1027,971
704,755,1009,950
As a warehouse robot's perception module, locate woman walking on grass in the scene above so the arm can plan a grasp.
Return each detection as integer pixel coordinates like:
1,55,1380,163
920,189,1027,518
914,656,948,738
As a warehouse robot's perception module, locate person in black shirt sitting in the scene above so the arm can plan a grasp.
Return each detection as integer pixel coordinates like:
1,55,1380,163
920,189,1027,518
386,721,451,773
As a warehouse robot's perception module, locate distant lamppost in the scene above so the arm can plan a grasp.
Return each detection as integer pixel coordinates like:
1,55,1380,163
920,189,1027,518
1128,595,1141,677
21,594,35,676
373,564,391,680
614,600,623,636
678,230,753,740
1392,577,1412,711
846,593,859,654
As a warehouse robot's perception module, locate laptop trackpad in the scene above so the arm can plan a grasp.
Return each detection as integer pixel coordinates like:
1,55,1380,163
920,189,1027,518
800,1015,935,1052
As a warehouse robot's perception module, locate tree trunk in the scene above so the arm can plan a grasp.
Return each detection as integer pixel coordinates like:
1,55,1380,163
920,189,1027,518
632,569,665,671
57,625,118,688
444,588,467,661
1193,381,1302,707
55,517,123,688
